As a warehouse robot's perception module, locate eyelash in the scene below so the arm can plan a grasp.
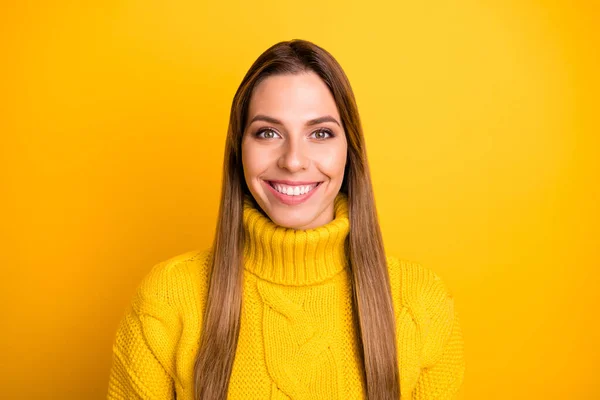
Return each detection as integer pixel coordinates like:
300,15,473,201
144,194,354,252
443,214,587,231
255,127,335,140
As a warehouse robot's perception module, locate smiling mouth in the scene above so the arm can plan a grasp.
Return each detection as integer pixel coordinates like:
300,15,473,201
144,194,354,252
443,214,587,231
266,181,323,196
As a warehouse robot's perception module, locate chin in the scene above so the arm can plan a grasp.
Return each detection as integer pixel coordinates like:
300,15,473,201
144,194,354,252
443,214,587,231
264,207,316,230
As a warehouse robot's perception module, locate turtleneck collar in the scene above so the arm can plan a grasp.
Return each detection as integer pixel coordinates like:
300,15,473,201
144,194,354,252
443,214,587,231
242,192,350,286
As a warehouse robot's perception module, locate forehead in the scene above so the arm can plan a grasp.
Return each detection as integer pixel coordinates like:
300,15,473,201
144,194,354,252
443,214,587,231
247,72,340,122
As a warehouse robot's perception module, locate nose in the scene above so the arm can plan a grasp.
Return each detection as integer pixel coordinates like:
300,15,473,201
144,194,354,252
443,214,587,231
277,139,309,172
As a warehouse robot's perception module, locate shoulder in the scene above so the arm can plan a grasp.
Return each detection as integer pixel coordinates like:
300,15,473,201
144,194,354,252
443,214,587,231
385,255,457,365
126,248,213,358
112,249,213,390
133,248,213,315
385,255,455,308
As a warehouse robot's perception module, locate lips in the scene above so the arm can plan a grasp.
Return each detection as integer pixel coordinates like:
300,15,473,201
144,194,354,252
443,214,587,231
263,179,323,205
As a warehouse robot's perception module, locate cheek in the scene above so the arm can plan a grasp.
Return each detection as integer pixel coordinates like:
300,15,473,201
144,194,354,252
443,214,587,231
313,144,347,178
241,141,258,175
242,140,271,179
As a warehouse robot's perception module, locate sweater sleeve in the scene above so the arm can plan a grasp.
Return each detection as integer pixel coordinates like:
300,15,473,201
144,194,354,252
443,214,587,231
107,261,178,400
412,268,466,400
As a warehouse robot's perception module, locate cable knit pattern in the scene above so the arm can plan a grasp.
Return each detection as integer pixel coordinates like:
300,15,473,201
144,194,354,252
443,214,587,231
256,280,340,399
107,193,466,399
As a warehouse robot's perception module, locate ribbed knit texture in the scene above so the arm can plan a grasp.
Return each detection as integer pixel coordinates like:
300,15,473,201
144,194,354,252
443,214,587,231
107,193,465,399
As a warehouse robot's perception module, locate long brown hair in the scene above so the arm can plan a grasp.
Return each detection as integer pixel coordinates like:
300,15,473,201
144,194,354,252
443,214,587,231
194,39,399,399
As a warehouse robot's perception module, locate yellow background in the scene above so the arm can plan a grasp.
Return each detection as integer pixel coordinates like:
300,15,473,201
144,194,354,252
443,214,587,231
1,0,598,398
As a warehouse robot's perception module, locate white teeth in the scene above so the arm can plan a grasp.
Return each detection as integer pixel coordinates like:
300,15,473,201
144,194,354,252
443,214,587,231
271,182,318,196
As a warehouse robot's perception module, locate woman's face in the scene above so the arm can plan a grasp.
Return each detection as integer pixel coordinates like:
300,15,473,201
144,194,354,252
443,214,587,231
241,71,348,230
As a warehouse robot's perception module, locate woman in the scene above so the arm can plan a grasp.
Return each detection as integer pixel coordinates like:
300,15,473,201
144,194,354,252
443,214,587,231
107,39,465,400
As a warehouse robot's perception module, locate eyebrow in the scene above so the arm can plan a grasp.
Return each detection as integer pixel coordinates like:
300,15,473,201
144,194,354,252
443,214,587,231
248,114,341,128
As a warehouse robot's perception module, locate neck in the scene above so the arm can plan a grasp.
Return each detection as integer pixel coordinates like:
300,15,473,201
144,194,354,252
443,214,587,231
242,193,350,286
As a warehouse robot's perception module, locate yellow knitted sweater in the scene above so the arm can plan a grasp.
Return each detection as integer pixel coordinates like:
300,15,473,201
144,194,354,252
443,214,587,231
107,193,465,399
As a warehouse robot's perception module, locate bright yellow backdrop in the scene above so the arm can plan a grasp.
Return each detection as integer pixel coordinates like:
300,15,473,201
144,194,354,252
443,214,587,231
1,0,598,398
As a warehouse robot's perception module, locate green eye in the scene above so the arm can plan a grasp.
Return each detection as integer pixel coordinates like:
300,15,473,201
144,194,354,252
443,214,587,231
312,129,333,139
257,129,279,139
